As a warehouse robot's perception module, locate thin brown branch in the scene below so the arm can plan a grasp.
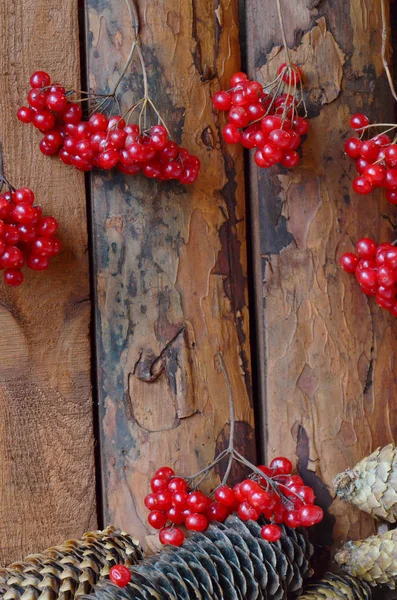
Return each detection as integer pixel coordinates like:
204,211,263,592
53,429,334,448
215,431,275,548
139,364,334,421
275,0,291,68
381,0,397,102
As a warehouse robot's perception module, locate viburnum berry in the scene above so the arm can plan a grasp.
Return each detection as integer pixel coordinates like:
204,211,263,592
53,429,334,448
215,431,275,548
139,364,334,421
159,527,185,546
270,456,293,475
215,486,236,507
147,510,168,529
350,113,370,130
261,524,282,542
109,564,131,588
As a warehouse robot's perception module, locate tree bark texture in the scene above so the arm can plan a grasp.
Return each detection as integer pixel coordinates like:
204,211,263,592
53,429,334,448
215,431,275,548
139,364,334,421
85,0,255,542
245,0,397,548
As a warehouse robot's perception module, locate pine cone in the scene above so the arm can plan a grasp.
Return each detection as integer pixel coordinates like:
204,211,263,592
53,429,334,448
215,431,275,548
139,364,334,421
0,526,143,600
335,527,397,589
300,572,372,599
82,515,314,599
333,444,397,523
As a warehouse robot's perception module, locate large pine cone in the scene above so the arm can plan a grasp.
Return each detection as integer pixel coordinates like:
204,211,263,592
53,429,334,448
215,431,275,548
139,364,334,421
300,572,372,599
335,527,397,589
0,526,143,600
82,515,314,599
333,444,397,523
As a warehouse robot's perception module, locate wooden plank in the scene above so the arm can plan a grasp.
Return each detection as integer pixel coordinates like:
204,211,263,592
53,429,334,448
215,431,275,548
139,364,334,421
246,0,397,547
85,0,254,539
0,1,96,564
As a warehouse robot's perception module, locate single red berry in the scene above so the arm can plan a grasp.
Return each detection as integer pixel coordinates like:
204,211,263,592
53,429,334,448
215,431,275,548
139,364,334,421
155,491,173,511
355,267,377,289
377,266,396,288
4,269,24,287
168,478,189,494
17,106,34,123
212,91,232,111
384,168,397,190
356,238,377,260
155,467,175,481
12,203,37,225
363,164,386,185
33,110,56,132
46,91,67,112
230,72,248,86
14,188,34,205
171,491,189,508
159,527,185,546
240,479,262,499
144,493,157,510
185,513,209,532
376,295,394,309
285,475,304,487
187,491,210,513
373,133,391,147
344,137,362,158
280,150,300,168
385,144,397,168
350,113,369,130
261,143,283,165
386,190,397,204
0,246,24,269
261,524,282,542
97,149,120,170
340,252,359,273
147,510,168,529
352,176,373,195
238,501,260,522
261,115,283,134
254,149,271,168
26,254,50,272
268,129,292,150
249,490,275,511
228,106,250,128
293,116,309,136
109,564,131,588
30,71,51,88
62,103,83,124
28,88,46,110
297,485,315,504
284,510,301,528
166,506,186,525
150,477,169,493
205,502,229,522
88,112,108,132
360,140,378,161
299,504,323,526
32,236,54,256
270,456,293,475
247,103,266,120
215,486,236,508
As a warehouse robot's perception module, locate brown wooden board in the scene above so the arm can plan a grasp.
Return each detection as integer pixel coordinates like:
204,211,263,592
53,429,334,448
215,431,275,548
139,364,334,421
0,1,96,565
245,0,397,549
85,0,255,540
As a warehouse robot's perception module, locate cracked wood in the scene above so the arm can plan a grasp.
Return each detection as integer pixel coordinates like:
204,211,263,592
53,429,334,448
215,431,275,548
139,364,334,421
0,1,96,565
85,0,254,541
246,0,397,549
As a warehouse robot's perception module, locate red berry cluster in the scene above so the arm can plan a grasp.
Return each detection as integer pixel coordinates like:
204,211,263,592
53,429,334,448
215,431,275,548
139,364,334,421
17,71,200,183
144,457,323,547
344,113,397,202
0,187,60,286
340,238,397,315
212,66,309,169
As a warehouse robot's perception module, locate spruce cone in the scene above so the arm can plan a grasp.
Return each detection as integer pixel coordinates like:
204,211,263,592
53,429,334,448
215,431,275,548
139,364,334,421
333,444,397,523
82,515,314,599
0,526,143,600
300,572,372,599
335,527,397,589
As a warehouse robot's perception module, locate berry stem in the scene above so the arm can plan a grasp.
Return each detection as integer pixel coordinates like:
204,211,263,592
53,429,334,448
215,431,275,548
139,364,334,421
276,0,292,69
381,0,397,103
0,141,15,194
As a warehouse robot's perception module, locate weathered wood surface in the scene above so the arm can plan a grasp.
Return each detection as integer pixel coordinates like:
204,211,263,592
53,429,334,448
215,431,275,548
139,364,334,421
246,0,397,548
0,1,96,565
86,0,255,540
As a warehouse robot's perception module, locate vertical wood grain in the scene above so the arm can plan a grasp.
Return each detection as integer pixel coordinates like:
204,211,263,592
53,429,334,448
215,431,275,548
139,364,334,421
0,0,96,564
85,0,255,540
246,0,397,546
